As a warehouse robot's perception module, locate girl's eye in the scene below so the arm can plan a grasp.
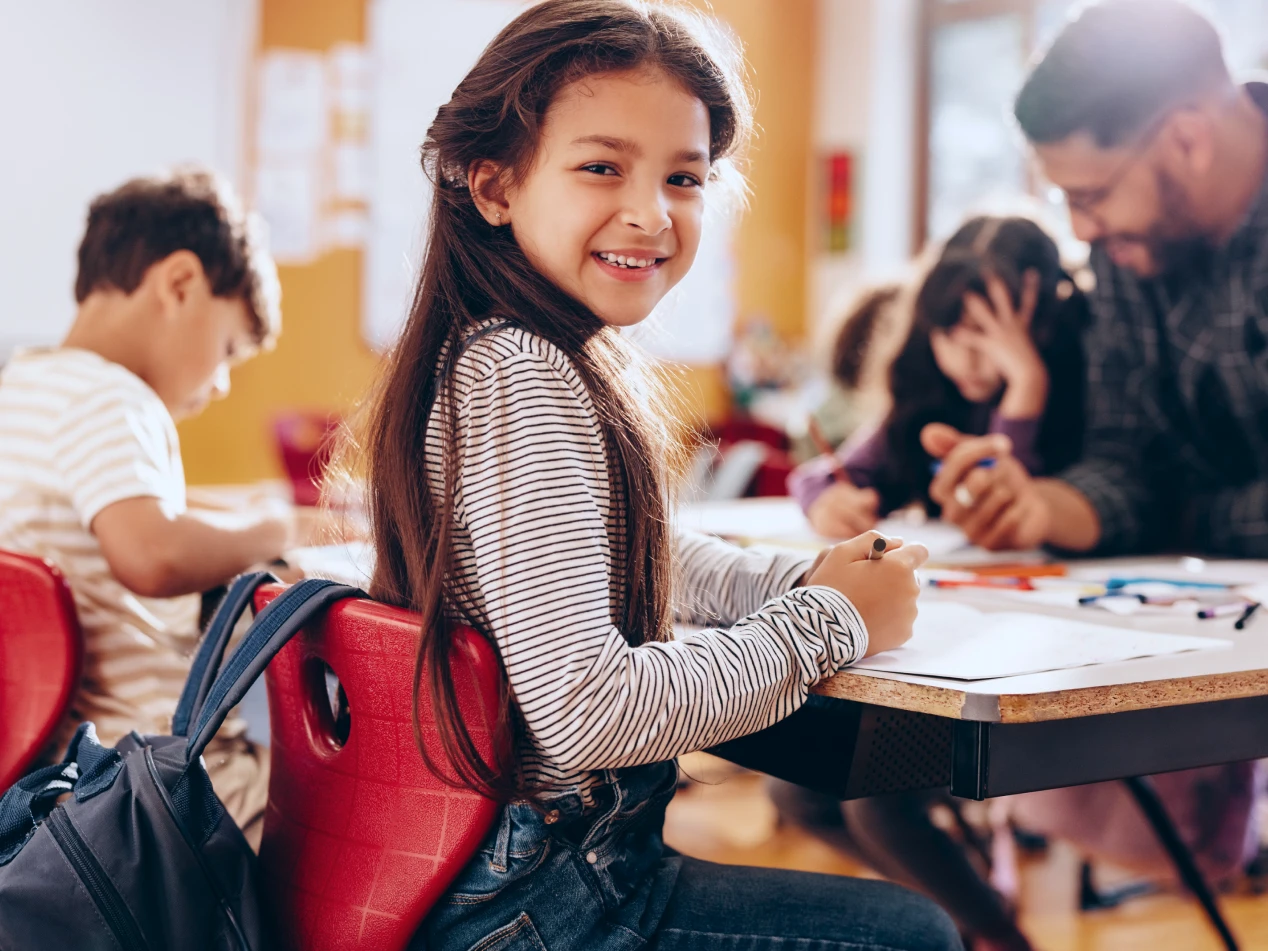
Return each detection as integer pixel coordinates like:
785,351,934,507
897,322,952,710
580,163,619,176
668,173,702,188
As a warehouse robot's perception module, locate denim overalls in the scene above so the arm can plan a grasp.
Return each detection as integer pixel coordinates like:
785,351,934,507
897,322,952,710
417,760,681,951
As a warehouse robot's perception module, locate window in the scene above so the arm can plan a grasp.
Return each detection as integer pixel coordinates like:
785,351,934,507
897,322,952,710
915,0,1268,248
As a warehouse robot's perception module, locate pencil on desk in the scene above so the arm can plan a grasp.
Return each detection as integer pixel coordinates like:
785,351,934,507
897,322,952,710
807,417,851,484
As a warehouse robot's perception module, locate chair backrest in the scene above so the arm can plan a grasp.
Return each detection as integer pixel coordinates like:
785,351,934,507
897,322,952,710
254,585,501,951
0,551,83,790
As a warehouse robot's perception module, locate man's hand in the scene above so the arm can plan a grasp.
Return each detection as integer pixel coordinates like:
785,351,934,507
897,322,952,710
922,423,1051,550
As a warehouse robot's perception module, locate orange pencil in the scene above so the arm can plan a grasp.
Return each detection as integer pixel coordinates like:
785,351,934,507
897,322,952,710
807,417,850,484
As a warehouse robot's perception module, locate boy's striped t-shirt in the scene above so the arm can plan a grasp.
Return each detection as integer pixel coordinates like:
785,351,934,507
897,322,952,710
427,324,870,800
0,348,242,750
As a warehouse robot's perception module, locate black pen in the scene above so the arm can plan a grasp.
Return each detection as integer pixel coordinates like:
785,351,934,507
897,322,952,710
1235,601,1261,630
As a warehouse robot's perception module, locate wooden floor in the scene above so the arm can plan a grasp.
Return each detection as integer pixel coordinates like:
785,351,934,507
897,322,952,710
662,757,1268,951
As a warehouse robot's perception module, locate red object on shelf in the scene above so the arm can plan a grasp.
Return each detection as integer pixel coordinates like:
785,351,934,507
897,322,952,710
0,550,83,790
254,584,501,951
748,452,795,498
712,415,794,498
273,413,342,507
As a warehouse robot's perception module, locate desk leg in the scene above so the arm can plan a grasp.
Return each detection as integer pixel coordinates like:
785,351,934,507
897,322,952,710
1123,776,1239,951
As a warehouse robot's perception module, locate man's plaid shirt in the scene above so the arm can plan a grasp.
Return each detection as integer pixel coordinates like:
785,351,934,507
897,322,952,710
1061,85,1268,555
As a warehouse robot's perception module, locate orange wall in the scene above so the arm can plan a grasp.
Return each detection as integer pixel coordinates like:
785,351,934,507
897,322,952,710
179,0,379,486
181,0,816,484
702,0,816,343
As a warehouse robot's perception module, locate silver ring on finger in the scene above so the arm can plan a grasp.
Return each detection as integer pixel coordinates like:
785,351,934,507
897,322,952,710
954,484,975,508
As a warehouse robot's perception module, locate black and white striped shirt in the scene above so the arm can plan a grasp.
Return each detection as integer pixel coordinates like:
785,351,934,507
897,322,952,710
425,323,868,797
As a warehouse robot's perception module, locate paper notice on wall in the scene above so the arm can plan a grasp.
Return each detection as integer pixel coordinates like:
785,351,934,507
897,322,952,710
254,161,320,263
257,50,328,157
332,143,370,202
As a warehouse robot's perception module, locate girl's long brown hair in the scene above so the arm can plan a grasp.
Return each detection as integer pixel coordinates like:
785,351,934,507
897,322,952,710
356,0,751,802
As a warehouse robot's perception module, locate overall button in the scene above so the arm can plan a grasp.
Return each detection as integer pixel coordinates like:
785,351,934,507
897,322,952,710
586,851,598,865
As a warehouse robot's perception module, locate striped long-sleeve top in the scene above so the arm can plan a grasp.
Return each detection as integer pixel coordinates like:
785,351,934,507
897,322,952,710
426,323,869,798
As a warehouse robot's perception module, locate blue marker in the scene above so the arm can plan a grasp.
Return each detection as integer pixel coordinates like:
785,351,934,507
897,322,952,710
1105,577,1231,592
929,457,997,476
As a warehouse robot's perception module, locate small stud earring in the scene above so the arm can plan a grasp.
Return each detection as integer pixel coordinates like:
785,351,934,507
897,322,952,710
495,212,503,226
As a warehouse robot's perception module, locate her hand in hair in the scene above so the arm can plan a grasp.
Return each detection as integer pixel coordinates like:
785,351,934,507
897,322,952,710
961,270,1050,419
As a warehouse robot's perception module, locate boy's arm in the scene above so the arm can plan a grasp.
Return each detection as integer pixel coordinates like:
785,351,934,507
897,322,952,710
92,497,290,598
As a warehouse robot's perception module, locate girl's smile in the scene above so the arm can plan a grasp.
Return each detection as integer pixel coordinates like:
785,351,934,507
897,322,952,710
592,248,670,282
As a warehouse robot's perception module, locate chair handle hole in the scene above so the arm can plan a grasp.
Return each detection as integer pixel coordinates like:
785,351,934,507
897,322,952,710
303,659,351,749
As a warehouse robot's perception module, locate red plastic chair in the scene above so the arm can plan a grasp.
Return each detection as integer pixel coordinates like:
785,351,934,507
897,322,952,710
0,551,83,790
254,585,501,951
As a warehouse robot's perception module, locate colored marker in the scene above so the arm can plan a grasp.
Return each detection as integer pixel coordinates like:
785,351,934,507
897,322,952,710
1236,602,1261,630
808,417,851,484
1106,577,1231,592
869,537,887,561
930,458,997,476
1197,601,1253,620
931,577,1034,591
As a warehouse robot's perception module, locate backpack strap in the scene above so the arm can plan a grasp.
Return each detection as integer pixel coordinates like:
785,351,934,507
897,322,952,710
184,579,361,765
172,571,277,737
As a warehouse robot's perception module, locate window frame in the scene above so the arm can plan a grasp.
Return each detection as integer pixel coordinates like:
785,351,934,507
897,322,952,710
914,0,1040,252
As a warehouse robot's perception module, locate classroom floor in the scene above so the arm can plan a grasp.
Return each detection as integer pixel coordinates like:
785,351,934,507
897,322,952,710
663,756,1268,951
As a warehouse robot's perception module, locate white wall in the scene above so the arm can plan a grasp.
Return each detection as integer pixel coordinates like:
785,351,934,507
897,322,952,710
0,1,257,361
811,0,919,340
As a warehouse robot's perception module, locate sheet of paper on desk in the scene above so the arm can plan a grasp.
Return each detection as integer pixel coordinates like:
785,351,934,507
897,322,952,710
853,601,1231,680
675,498,1041,563
284,541,375,588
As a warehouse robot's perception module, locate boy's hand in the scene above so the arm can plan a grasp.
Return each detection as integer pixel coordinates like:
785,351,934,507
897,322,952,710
807,483,880,538
807,531,929,657
93,496,293,599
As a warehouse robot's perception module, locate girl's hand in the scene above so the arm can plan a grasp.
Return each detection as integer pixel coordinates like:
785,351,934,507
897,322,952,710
962,270,1049,418
807,531,930,657
807,482,880,538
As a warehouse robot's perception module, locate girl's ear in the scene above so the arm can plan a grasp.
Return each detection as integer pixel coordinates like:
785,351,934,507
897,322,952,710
469,160,511,227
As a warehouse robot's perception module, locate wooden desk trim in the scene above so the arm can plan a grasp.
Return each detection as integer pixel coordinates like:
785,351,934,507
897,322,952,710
814,666,1268,724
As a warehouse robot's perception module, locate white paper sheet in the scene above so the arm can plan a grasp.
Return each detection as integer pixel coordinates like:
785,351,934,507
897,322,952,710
853,601,1231,681
674,498,1042,564
283,541,375,588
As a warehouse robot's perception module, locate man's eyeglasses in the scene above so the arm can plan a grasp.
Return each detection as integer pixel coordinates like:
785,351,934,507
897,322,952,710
1040,112,1172,231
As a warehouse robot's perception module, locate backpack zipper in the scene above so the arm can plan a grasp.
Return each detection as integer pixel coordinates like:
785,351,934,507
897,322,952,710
47,808,151,951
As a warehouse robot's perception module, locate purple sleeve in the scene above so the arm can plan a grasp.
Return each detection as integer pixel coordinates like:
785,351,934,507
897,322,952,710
786,427,884,514
990,413,1043,474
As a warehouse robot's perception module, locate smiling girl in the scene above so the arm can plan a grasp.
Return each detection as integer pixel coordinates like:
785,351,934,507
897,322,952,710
353,2,956,949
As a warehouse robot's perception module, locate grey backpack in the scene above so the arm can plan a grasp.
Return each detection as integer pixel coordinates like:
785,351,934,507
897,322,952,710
0,574,358,950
